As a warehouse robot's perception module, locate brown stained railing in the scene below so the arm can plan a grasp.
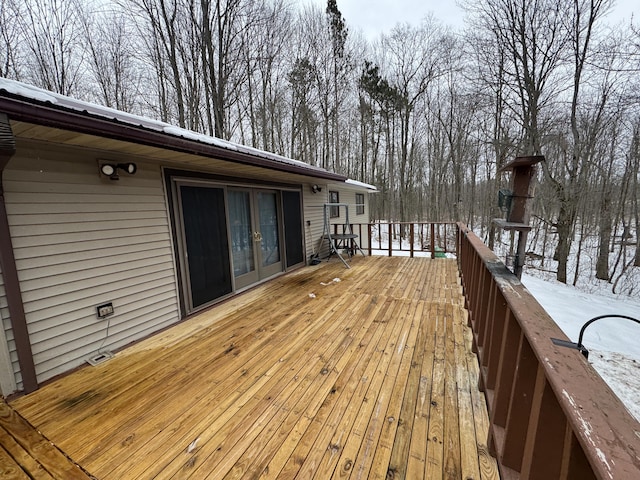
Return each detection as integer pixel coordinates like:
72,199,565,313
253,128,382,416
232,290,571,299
456,223,640,480
349,222,458,258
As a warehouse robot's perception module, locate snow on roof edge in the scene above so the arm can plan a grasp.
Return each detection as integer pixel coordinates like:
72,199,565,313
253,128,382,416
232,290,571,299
345,179,378,191
0,77,339,177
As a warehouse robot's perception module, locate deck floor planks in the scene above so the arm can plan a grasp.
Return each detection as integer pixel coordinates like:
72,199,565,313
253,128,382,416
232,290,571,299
77,295,322,471
254,296,395,480
463,313,501,480
9,257,499,480
425,302,447,479
0,444,31,480
0,402,90,480
273,297,399,480
368,300,425,480
18,288,301,452
103,288,367,479
402,301,437,479
15,276,302,423
454,306,482,480
188,293,377,479
283,296,404,479
319,298,415,479
229,295,393,480
443,303,462,479
385,275,433,479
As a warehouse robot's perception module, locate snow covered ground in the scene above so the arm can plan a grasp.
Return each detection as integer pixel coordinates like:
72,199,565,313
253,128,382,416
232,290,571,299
521,272,640,423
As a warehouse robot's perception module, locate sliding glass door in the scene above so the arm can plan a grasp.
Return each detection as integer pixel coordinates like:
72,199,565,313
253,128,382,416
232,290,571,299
172,177,303,313
179,185,232,309
229,189,283,289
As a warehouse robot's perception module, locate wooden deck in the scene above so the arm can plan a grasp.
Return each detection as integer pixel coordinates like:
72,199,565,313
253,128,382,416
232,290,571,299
9,256,499,479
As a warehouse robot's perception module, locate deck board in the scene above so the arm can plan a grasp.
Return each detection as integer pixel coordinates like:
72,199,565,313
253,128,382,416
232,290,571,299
9,256,499,479
0,402,91,479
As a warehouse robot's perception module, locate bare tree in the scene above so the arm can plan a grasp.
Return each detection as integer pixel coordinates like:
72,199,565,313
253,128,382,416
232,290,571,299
464,0,617,283
125,0,190,127
80,9,141,112
239,0,292,152
462,0,570,155
18,0,86,95
0,0,23,79
380,18,448,225
551,0,615,284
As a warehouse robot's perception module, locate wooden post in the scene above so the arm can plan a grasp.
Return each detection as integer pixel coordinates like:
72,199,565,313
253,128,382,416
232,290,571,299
430,223,435,259
514,230,528,279
409,223,414,258
493,156,545,279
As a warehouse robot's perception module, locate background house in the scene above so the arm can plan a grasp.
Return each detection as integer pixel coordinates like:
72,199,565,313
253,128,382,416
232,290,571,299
0,78,375,395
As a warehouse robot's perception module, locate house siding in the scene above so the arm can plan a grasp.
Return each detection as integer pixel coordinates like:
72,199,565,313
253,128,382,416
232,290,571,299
334,188,370,251
302,185,371,262
3,143,179,389
0,267,16,394
302,185,328,261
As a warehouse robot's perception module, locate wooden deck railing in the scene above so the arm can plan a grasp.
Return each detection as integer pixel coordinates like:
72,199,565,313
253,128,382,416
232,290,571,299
348,222,457,258
346,221,640,477
456,223,640,480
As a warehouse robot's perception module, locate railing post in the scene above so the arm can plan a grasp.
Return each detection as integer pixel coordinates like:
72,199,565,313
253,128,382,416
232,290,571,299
501,336,537,471
410,223,414,258
367,223,372,256
520,375,568,479
388,223,393,257
443,223,447,254
430,223,435,259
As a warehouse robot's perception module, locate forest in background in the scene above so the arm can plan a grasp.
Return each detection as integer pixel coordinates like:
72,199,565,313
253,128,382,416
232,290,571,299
1,0,639,291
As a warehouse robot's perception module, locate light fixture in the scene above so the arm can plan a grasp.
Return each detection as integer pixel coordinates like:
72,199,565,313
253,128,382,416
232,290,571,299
311,184,322,194
99,162,137,180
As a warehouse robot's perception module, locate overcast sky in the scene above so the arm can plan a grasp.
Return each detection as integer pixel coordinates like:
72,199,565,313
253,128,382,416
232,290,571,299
307,0,638,41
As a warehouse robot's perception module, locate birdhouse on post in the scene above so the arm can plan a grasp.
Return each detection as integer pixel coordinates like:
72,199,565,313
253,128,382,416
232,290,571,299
493,155,545,279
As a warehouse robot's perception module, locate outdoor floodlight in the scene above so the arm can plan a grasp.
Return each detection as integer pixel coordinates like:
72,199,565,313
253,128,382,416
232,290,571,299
100,162,137,180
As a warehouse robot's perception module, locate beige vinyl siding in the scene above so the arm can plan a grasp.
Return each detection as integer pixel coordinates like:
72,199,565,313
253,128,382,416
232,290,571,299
3,143,179,388
302,185,371,261
326,187,371,251
302,185,328,260
0,269,16,395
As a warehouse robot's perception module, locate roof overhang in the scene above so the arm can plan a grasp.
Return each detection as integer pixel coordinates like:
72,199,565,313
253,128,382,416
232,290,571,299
0,79,347,183
329,178,378,192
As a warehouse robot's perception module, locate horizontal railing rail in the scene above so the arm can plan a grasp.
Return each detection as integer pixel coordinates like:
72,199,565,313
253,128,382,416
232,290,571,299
347,222,458,258
456,223,640,480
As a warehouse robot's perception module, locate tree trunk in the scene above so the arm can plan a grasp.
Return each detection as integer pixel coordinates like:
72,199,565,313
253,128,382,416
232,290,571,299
554,202,574,284
595,189,612,280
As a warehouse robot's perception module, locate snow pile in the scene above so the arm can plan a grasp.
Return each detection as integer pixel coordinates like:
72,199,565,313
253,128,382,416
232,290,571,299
522,273,640,422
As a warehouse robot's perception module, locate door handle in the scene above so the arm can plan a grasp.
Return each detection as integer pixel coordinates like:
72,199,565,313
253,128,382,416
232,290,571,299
253,231,263,242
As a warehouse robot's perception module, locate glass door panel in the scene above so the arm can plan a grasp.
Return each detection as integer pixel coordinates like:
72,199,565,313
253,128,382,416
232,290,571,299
228,189,259,289
282,190,304,267
255,191,283,278
179,185,232,310
257,191,280,267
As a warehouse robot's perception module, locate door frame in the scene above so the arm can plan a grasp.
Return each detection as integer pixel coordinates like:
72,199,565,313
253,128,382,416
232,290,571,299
166,171,305,315
172,179,234,313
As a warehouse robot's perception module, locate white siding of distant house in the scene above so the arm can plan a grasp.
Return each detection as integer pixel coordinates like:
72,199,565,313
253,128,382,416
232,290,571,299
302,185,371,262
302,184,327,260
339,187,370,251
3,142,179,389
